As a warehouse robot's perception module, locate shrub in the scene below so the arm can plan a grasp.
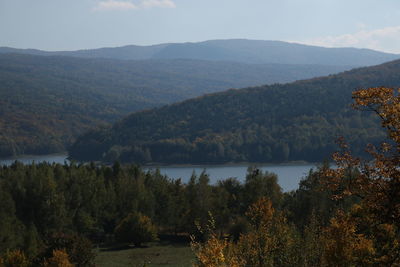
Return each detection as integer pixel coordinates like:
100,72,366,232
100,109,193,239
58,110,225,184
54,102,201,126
43,233,95,267
43,249,73,267
114,212,158,247
0,250,29,267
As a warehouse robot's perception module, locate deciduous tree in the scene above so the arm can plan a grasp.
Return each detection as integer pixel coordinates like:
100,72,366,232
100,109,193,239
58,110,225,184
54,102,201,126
114,212,158,247
322,87,400,265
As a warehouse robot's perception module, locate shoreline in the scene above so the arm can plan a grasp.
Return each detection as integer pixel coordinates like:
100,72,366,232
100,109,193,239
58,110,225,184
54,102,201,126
0,152,68,161
0,154,332,169
143,160,320,169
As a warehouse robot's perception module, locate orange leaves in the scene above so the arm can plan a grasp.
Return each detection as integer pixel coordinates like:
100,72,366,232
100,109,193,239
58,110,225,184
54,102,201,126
43,249,74,267
325,87,400,214
320,86,400,265
0,250,29,267
322,211,375,266
352,87,394,108
191,215,243,267
191,198,295,267
245,197,274,229
353,87,400,145
191,233,243,267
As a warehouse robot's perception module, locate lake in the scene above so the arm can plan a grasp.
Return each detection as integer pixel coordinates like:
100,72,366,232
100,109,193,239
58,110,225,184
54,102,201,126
0,154,317,192
146,164,316,192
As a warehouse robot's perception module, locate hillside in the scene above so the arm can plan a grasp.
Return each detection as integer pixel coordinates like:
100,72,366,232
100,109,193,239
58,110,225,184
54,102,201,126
68,59,400,164
0,53,352,157
1,39,398,66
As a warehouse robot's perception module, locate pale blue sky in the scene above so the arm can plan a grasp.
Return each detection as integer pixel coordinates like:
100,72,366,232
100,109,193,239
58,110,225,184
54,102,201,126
1,0,400,53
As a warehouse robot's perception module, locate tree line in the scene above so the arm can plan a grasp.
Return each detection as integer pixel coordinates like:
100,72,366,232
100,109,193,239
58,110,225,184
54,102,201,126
0,158,348,266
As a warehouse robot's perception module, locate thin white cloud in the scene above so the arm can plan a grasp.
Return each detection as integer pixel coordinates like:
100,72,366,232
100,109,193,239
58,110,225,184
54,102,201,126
355,22,366,31
93,0,137,11
300,26,400,54
93,0,175,11
141,0,176,8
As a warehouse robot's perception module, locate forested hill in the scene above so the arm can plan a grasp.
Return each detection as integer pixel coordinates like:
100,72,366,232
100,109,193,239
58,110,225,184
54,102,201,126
1,39,398,66
0,53,353,157
69,59,400,164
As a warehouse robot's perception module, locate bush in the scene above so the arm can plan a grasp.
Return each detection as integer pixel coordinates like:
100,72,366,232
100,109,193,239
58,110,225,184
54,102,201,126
43,233,95,267
0,250,29,267
43,249,73,267
114,212,158,247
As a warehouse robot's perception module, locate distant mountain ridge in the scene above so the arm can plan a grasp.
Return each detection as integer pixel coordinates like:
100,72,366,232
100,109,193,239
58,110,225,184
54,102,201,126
1,39,398,66
68,59,400,164
2,38,399,158
0,53,354,157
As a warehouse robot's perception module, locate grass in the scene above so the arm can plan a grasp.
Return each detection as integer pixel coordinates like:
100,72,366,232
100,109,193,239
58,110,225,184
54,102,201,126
95,240,195,267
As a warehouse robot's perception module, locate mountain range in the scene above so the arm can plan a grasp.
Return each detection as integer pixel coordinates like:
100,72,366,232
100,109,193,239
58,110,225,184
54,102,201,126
1,39,399,158
69,59,400,164
0,52,354,157
1,39,398,65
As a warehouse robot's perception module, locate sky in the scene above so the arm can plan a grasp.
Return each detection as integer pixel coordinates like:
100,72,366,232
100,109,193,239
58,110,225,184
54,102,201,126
1,0,400,53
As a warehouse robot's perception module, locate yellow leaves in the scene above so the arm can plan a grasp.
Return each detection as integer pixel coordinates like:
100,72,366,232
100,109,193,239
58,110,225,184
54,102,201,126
43,249,74,267
0,250,29,267
191,233,243,267
352,87,394,107
191,234,225,267
245,197,274,228
322,211,375,266
191,213,243,267
318,86,400,265
326,87,400,203
236,231,275,267
192,198,295,267
237,198,295,266
353,87,400,145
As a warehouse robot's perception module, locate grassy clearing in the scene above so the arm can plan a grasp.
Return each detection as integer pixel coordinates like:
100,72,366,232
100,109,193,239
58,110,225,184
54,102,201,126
95,241,194,267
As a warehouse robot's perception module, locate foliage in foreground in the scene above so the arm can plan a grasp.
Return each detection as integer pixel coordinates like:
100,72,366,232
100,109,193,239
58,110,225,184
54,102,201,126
192,87,400,266
0,153,358,266
0,161,287,265
324,87,400,264
42,249,74,267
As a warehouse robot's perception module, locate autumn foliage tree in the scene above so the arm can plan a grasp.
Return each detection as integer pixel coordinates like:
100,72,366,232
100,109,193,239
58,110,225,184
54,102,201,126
322,87,400,265
191,215,243,267
236,198,295,267
322,209,375,266
43,249,74,267
192,198,296,267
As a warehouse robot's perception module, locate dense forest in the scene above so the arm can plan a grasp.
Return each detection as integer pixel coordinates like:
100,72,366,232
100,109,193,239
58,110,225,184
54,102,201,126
1,86,399,266
69,59,400,164
0,53,351,158
1,39,398,66
0,159,352,266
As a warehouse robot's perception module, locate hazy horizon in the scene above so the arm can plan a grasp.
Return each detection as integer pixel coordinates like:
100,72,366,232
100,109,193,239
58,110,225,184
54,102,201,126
2,38,399,56
2,0,400,53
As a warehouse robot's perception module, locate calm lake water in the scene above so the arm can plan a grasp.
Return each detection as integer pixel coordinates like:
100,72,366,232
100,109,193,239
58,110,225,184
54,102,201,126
146,164,316,192
0,154,317,192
